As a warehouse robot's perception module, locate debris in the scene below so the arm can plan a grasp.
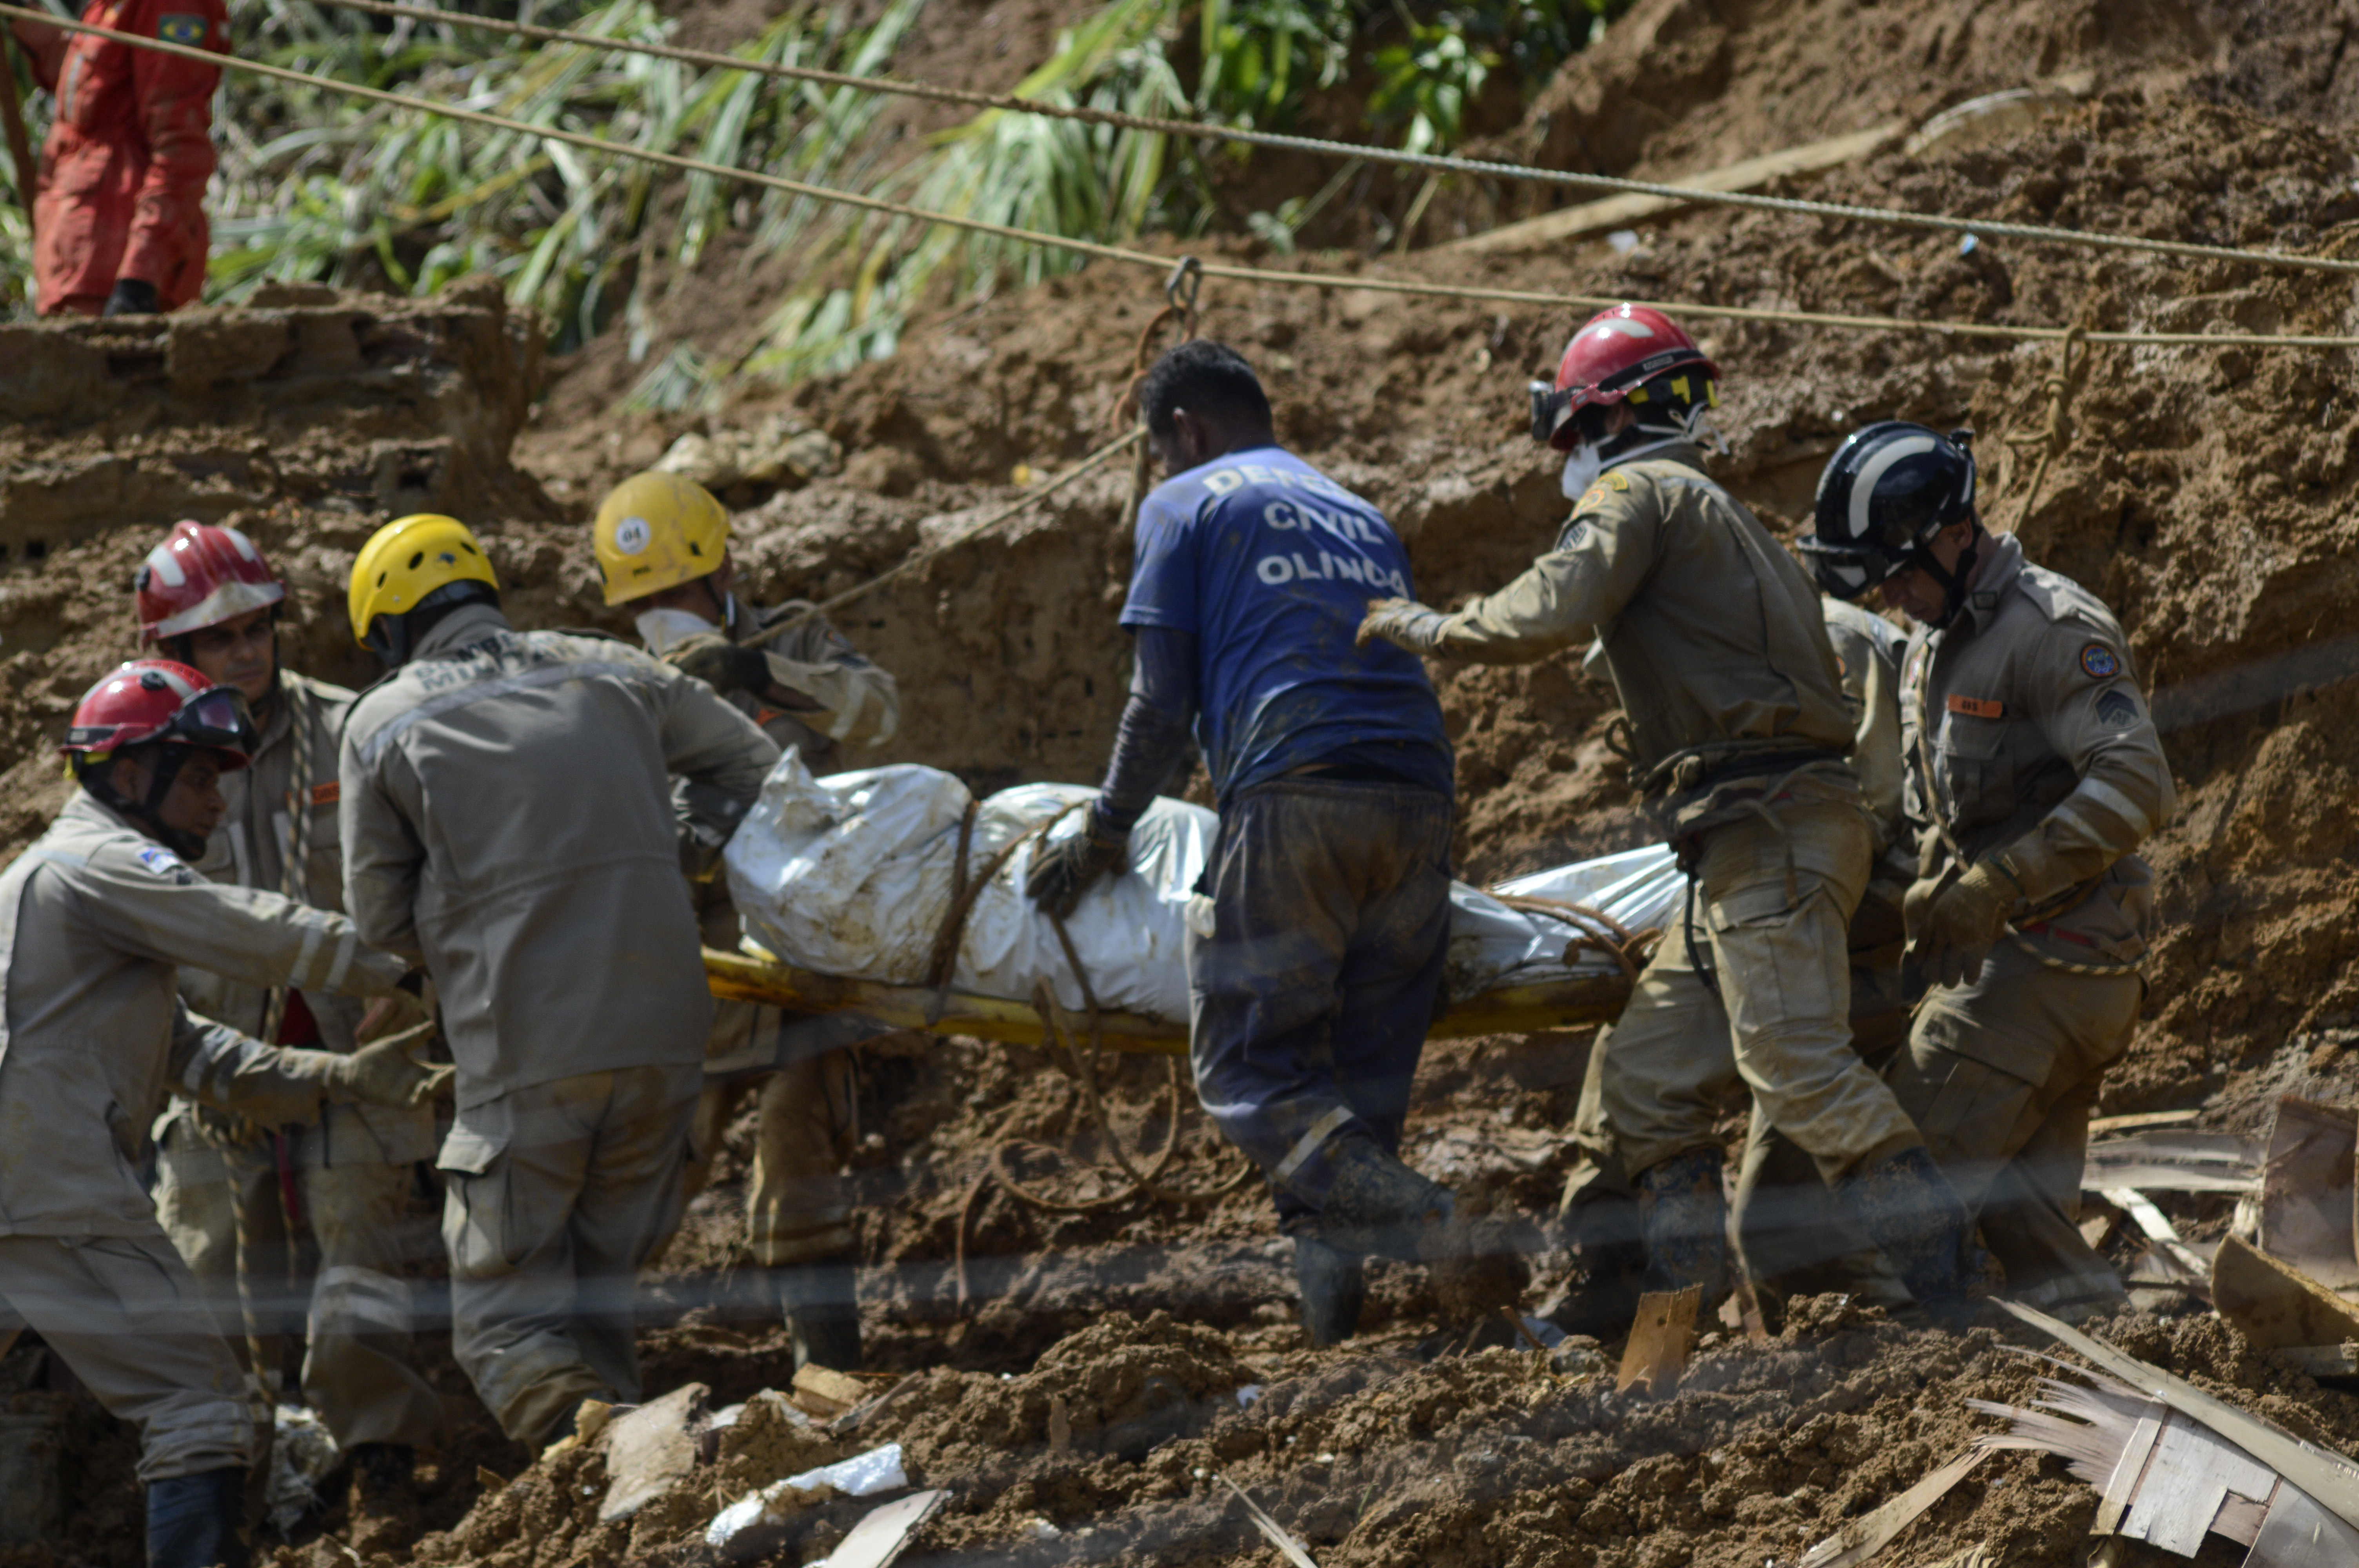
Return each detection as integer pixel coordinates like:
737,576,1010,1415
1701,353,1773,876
703,1443,912,1562
792,1363,871,1419
1215,1474,1319,1568
1782,1446,1986,1568
543,1397,615,1461
2083,1129,2263,1193
653,416,841,492
1994,1299,2359,1535
2088,1110,2203,1136
2214,1235,2359,1352
1234,1385,1264,1410
2275,1345,2359,1381
265,1405,341,1536
2103,1187,2215,1287
599,1381,709,1523
808,1489,947,1568
2260,1098,2359,1290
474,1465,510,1493
1617,1287,1699,1397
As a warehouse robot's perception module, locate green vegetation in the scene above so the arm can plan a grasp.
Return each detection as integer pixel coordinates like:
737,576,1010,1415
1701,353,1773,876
0,0,1634,399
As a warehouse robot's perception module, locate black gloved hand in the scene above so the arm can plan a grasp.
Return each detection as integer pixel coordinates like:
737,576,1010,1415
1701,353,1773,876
666,633,772,699
1024,811,1130,920
103,277,160,317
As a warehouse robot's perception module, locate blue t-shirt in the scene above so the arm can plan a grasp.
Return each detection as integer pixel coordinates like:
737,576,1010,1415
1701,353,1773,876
1121,446,1453,802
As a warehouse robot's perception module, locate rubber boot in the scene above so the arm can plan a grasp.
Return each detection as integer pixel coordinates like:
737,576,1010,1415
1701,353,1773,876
1632,1147,1730,1303
779,1258,863,1372
1836,1145,1983,1331
349,1443,414,1513
1294,1233,1367,1347
1539,1193,1647,1339
1319,1135,1456,1261
146,1466,249,1568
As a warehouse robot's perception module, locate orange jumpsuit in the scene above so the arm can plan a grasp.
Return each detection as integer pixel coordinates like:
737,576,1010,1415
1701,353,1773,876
12,0,227,315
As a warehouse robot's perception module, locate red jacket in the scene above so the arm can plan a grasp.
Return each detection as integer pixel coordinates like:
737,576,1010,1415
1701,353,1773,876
15,0,227,314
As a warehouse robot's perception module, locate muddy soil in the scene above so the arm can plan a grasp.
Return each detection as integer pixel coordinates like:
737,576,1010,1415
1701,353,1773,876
5,0,2359,1563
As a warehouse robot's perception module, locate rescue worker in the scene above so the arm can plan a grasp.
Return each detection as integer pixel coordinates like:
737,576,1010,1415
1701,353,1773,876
338,514,781,1448
1549,593,1922,1332
590,470,898,1371
1026,339,1461,1345
0,660,444,1568
8,0,229,316
134,521,444,1501
1357,305,1982,1328
1801,421,2175,1320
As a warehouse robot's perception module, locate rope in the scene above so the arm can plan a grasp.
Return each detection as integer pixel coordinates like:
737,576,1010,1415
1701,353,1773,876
1489,893,1658,980
10,4,2359,353
2008,325,2085,527
316,0,2359,282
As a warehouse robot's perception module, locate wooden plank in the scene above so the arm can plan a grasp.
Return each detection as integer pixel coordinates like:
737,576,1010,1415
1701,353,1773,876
1616,1286,1699,1397
2261,1098,2359,1289
705,949,1630,1057
2214,1235,2359,1352
1791,1447,1988,1568
1446,122,1905,256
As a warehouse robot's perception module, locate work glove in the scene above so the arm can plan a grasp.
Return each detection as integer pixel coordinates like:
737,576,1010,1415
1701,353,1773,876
667,633,773,700
1356,597,1450,655
318,1020,453,1108
1906,857,2019,989
103,277,160,317
1024,809,1130,921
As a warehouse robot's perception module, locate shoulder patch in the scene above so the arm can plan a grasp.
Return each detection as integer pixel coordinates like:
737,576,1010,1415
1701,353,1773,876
1603,471,1632,492
2095,687,2141,730
2080,642,2121,680
1554,518,1592,553
1576,486,1608,511
157,13,207,44
135,844,196,884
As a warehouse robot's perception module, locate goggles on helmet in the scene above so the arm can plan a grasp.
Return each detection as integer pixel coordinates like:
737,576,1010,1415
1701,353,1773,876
1529,380,1573,445
169,686,261,760
1797,536,1920,601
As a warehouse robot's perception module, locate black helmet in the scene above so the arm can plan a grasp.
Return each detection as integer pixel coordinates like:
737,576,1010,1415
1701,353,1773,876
1799,421,1978,601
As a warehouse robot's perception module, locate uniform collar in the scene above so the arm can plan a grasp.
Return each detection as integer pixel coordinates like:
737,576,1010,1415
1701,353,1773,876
1603,438,1706,475
60,789,148,839
411,602,513,661
1948,531,2025,637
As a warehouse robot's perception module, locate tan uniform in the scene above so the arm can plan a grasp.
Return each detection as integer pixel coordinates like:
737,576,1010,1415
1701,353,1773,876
679,600,896,1273
1430,446,1919,1184
1884,532,2174,1317
0,794,405,1481
340,603,779,1445
151,673,442,1450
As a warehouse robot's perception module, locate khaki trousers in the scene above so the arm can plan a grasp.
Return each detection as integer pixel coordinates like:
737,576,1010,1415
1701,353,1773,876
1885,940,2143,1316
683,1040,857,1269
1596,802,1919,1185
153,1121,443,1450
440,1066,697,1447
0,1230,258,1483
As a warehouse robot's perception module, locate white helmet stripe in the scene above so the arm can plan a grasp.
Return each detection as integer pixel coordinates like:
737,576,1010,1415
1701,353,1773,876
1848,433,1941,542
145,544,187,588
223,525,260,562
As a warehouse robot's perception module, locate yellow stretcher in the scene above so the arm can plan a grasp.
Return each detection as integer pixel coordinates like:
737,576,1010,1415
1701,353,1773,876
705,948,1633,1056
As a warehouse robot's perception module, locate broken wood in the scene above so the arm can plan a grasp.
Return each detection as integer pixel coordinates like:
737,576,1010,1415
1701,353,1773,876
2088,1110,2201,1137
2083,1129,2262,1194
2260,1098,2359,1290
2275,1345,2359,1380
1994,1300,2359,1535
1444,122,1906,255
1216,1474,1319,1568
1616,1287,1699,1397
2103,1187,2214,1288
2214,1234,2359,1352
1786,1447,1987,1568
599,1382,709,1522
791,1363,871,1419
814,1489,947,1568
706,949,1630,1057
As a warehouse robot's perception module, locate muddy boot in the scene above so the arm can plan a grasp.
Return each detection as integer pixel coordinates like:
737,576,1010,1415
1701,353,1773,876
1836,1145,1982,1331
780,1258,863,1372
1294,1233,1366,1347
1541,1193,1647,1339
1319,1135,1456,1261
349,1442,414,1512
146,1466,248,1568
1632,1148,1730,1303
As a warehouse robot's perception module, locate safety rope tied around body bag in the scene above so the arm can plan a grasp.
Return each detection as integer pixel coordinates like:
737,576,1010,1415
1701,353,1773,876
1488,893,1661,981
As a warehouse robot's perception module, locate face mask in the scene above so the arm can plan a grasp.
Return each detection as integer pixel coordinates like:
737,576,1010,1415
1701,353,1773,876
635,606,716,656
1561,443,1603,500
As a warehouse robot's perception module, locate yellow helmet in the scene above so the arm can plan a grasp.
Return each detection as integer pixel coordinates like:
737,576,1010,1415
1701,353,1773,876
592,471,731,606
348,514,500,647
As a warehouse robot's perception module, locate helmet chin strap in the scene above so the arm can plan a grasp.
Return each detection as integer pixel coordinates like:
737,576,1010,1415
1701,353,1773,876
85,746,209,859
1914,532,1983,629
1600,401,1727,468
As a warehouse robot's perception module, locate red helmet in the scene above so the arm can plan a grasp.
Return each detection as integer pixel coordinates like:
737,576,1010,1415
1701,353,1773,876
1528,305,1720,451
62,661,256,770
136,521,286,642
